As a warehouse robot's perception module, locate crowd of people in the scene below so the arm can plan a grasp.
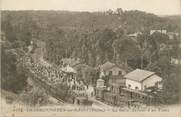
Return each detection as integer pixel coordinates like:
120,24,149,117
22,55,89,97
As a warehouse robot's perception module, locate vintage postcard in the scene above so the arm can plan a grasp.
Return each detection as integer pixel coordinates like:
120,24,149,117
1,0,181,117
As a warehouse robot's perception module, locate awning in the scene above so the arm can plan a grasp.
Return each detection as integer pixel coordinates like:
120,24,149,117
63,65,77,73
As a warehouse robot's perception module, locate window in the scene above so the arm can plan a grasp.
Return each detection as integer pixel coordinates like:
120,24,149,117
109,71,112,75
118,71,122,75
135,87,139,90
128,84,131,88
155,81,161,86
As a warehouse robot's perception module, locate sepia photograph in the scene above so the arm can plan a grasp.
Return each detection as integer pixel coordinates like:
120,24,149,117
1,0,181,117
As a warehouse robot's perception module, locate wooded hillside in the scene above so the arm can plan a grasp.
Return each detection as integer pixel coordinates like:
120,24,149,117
1,10,181,104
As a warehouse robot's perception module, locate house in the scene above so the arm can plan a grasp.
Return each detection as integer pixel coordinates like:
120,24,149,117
124,69,162,91
167,32,179,40
128,32,142,38
171,57,181,65
150,30,167,35
108,75,124,83
99,61,127,76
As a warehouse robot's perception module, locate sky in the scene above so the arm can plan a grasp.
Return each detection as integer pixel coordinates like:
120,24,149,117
1,0,181,15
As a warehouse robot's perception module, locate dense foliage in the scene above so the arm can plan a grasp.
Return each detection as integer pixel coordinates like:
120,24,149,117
1,10,181,104
1,38,28,93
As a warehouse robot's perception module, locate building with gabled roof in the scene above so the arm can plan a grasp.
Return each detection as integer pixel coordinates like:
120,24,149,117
124,69,155,82
124,69,162,91
171,57,181,65
99,61,127,76
99,61,115,70
128,32,142,38
150,29,167,35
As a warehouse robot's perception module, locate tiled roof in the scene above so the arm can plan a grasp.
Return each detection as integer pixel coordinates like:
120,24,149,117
149,75,162,81
99,61,133,72
99,61,115,70
124,69,155,82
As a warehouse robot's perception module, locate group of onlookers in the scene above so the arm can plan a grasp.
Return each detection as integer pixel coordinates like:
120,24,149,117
23,56,88,96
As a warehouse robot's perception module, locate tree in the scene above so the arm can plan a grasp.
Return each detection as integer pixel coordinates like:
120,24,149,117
99,29,116,61
116,8,123,15
106,9,114,15
113,37,140,66
74,64,98,86
161,69,181,104
1,47,27,93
